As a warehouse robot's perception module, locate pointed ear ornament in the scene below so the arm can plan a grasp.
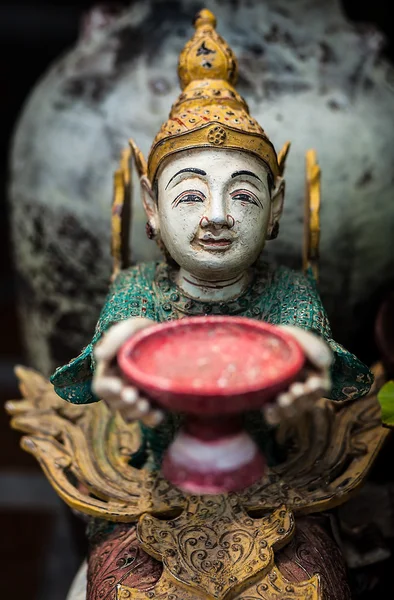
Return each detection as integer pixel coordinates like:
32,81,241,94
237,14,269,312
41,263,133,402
277,141,291,178
111,139,148,280
129,138,148,179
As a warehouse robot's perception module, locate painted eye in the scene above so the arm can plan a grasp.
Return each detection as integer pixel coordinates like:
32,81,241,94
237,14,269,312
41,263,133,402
178,194,204,203
231,191,260,207
233,193,252,202
173,190,205,207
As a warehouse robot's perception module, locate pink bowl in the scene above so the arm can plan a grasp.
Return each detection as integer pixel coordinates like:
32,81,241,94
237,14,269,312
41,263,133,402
117,316,304,415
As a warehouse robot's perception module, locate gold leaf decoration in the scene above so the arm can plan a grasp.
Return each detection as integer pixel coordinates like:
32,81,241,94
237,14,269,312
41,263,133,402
303,149,321,280
6,367,184,520
138,496,293,599
117,560,319,600
6,365,388,600
240,390,388,514
6,366,388,521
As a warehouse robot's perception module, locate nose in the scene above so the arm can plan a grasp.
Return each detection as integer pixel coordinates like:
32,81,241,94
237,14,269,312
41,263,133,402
201,191,234,229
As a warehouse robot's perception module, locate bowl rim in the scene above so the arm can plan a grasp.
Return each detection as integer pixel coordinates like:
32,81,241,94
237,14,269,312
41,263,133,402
117,316,305,400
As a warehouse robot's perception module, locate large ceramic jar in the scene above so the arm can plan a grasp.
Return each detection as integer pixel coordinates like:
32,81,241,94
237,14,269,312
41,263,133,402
8,0,394,374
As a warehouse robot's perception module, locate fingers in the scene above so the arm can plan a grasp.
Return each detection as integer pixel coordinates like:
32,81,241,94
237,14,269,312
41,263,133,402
120,404,163,426
303,373,331,395
92,316,164,426
94,317,155,362
92,370,164,426
263,394,313,426
120,387,149,416
92,360,122,400
282,371,331,405
263,369,331,425
92,375,122,400
122,386,138,405
263,403,282,426
277,325,333,370
140,409,164,427
119,387,164,426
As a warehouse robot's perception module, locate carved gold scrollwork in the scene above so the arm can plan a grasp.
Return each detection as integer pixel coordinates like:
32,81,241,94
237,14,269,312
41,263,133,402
6,367,184,520
117,497,319,600
238,567,320,600
112,147,132,279
138,498,293,599
240,388,388,514
6,365,388,600
6,366,388,522
117,566,320,600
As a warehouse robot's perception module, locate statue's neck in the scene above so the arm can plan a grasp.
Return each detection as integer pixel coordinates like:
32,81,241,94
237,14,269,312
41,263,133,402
175,268,251,303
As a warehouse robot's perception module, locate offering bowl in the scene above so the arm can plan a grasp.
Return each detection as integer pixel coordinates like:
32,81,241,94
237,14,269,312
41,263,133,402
117,316,304,493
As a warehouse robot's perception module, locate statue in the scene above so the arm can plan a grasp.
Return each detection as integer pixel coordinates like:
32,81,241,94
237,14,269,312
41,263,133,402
6,10,390,600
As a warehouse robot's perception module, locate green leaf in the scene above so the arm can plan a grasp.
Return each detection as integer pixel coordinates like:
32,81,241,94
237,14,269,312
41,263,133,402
378,380,394,427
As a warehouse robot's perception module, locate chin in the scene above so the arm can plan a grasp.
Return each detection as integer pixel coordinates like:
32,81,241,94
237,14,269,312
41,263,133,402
182,253,250,280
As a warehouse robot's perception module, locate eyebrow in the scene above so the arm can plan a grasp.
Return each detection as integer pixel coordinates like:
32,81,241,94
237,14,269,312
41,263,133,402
165,168,207,189
231,170,263,183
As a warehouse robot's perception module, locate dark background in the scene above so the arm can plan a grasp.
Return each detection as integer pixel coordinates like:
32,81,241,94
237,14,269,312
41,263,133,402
0,1,393,599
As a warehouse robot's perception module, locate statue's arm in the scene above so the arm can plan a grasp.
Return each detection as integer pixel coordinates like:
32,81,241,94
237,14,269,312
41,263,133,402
50,341,98,404
50,265,156,404
325,338,373,401
275,267,374,401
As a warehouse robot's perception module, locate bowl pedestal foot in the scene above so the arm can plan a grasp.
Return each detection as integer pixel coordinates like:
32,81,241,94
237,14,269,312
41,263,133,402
162,415,266,493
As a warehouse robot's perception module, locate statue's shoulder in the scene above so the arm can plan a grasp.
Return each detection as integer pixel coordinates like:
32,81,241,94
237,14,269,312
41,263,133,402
273,264,315,286
98,261,160,330
261,262,318,297
50,261,162,401
258,262,330,334
110,261,159,295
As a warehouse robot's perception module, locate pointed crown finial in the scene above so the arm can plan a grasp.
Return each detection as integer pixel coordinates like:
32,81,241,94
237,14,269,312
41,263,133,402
193,8,216,29
147,10,282,184
178,9,237,89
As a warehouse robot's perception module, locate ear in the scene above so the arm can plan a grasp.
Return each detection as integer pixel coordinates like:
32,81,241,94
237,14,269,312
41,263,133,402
140,175,160,233
267,176,285,239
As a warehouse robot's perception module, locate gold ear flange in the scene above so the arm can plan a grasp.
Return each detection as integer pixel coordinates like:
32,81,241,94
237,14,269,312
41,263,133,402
129,138,148,178
111,147,132,280
277,140,291,177
303,149,321,280
111,139,148,281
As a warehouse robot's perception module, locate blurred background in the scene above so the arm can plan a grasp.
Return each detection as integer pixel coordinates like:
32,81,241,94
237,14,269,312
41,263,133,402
0,3,127,598
0,1,394,599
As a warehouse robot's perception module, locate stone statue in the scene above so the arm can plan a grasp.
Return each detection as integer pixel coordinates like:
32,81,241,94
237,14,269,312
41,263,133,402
6,10,390,600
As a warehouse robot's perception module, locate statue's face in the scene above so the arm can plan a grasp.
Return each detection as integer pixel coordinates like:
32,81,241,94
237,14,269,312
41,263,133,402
154,148,273,279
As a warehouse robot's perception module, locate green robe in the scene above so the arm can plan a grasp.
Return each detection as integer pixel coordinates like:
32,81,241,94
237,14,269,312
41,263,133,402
50,261,373,464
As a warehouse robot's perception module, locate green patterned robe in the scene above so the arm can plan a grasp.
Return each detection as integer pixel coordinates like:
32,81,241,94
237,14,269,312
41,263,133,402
50,261,373,465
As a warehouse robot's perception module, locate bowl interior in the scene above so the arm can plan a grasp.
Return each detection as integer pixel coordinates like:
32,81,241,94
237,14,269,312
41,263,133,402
117,317,304,401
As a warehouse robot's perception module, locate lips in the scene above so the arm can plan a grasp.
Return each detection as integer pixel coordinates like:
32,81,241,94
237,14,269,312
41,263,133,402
197,235,234,250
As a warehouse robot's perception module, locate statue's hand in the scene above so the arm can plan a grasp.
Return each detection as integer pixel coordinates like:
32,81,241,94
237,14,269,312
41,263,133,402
92,318,164,427
263,326,333,425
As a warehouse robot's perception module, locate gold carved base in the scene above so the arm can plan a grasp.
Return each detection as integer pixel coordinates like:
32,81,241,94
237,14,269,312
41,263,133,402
118,563,319,600
120,498,319,600
6,365,389,599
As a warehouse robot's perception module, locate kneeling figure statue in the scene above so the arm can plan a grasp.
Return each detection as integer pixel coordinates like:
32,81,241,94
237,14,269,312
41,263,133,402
7,10,389,600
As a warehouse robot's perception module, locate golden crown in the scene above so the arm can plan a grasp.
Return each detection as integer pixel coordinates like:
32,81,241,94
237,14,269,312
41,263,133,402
146,9,281,183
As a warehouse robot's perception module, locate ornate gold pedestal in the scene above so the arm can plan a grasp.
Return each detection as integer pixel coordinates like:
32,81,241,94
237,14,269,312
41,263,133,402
6,365,388,599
